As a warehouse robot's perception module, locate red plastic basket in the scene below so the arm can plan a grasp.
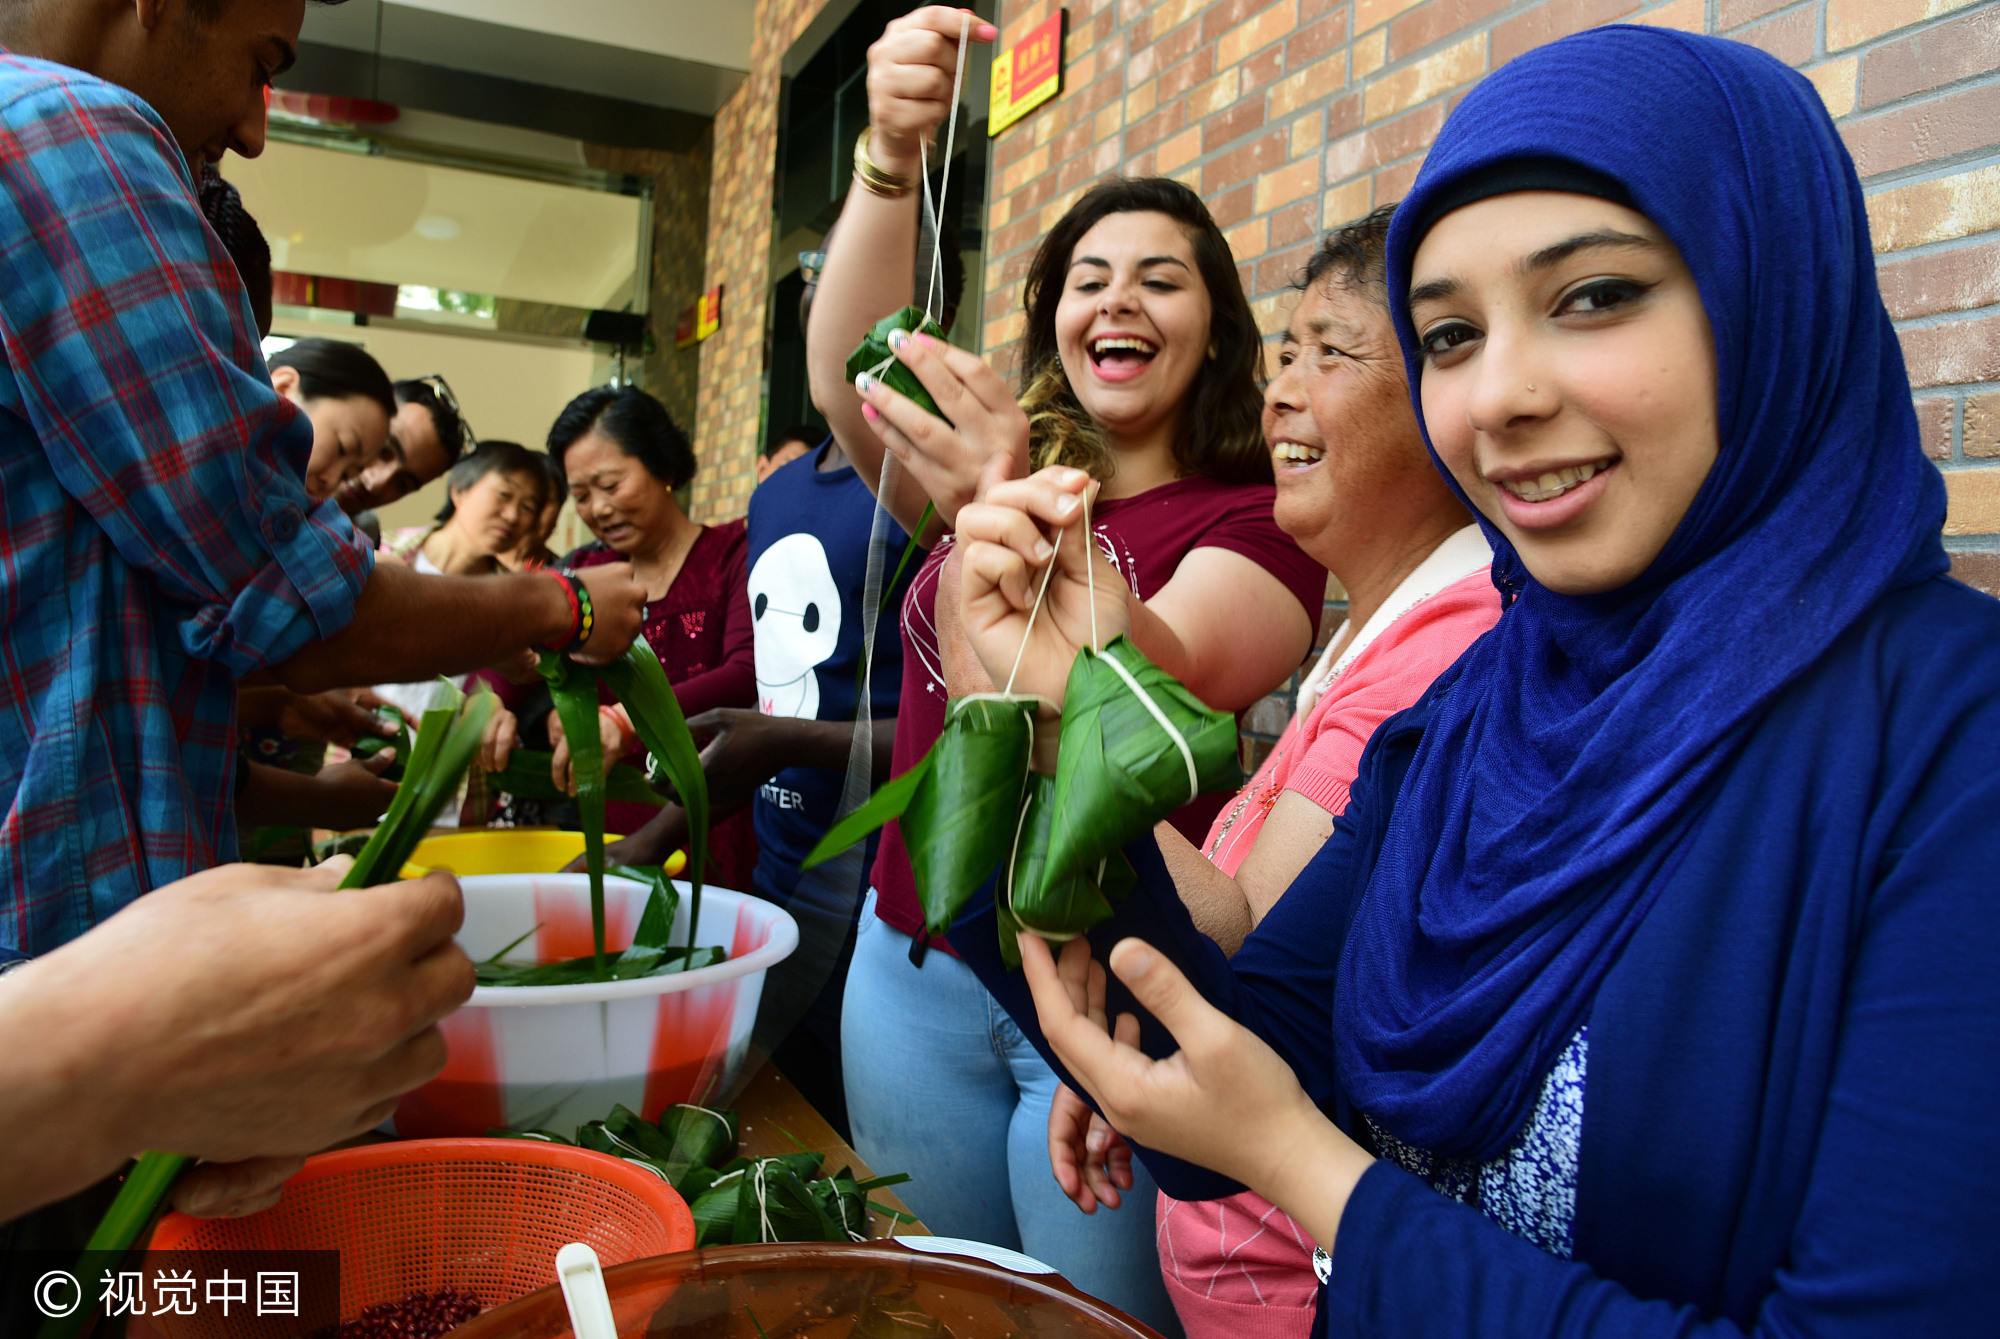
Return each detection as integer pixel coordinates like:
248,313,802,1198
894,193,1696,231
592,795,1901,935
143,1138,694,1337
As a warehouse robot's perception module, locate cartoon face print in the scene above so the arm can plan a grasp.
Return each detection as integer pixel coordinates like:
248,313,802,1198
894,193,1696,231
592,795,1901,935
748,532,843,718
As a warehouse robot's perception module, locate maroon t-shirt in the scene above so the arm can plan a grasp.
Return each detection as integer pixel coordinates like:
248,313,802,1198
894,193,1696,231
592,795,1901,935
870,476,1326,950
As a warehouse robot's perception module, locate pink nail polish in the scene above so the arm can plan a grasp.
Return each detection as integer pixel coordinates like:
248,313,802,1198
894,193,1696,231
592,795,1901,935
862,403,880,423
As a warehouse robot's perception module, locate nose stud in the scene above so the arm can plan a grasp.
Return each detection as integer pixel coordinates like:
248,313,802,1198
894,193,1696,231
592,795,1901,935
1526,384,1536,392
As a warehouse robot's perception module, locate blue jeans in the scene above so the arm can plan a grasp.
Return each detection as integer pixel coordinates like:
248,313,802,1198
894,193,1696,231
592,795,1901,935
842,897,1182,1336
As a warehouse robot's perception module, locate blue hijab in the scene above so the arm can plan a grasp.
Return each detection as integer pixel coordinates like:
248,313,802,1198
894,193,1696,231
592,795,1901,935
1336,27,1947,1162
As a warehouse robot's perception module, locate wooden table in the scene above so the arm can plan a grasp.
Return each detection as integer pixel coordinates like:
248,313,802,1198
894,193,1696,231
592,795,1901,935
732,1058,928,1238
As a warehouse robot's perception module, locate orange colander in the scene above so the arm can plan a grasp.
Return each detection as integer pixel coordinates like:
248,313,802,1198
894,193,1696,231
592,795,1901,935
144,1138,694,1337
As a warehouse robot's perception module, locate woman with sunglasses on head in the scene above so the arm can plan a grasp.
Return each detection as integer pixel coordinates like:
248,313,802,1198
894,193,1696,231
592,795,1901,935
805,9,1326,1327
949,26,2000,1337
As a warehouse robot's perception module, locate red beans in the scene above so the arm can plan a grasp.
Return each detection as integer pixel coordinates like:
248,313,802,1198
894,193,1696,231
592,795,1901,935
314,1288,483,1338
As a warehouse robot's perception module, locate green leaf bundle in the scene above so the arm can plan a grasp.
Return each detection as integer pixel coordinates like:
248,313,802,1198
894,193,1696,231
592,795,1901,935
802,693,1039,936
472,864,723,986
845,307,951,422
339,683,498,889
1034,636,1238,898
522,639,709,983
488,751,663,806
350,703,411,780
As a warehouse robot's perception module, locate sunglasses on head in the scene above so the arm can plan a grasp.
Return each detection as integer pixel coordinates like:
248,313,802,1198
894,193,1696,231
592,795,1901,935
413,373,478,452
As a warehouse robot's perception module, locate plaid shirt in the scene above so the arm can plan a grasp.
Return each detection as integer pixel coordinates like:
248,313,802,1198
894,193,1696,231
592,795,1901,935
0,53,373,956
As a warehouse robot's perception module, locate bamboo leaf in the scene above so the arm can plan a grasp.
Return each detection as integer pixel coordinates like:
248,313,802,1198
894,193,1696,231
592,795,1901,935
800,748,932,870
538,653,607,974
1038,636,1239,896
596,640,707,911
903,695,1038,935
1004,771,1113,942
339,685,496,889
487,751,662,806
630,866,678,951
844,307,951,422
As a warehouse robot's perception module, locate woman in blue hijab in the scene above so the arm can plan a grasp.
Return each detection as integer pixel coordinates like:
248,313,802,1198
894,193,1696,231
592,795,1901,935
944,24,2000,1335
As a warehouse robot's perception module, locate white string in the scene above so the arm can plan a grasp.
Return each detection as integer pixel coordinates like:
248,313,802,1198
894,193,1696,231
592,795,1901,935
1103,648,1198,803
1004,524,1063,696
919,11,971,323
1084,489,1099,653
860,10,972,385
752,1159,776,1243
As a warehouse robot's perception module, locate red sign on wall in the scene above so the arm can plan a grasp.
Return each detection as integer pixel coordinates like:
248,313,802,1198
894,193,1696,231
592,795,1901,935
990,11,1065,136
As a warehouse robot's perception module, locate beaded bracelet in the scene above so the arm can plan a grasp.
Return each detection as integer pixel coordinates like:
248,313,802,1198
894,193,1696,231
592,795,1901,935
541,570,582,652
572,574,596,649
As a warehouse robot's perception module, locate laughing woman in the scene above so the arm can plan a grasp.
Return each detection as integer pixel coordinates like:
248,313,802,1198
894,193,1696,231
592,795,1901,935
951,27,2000,1337
806,9,1324,1326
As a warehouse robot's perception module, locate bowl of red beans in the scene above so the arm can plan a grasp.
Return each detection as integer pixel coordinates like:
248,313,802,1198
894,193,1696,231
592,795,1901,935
140,1138,695,1338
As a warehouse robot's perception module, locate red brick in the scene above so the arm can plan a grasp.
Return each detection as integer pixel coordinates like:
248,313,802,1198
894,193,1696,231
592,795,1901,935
1376,155,1425,200
1153,18,1208,72
1124,99,1187,154
993,214,1044,256
1202,128,1289,193
1841,82,2000,180
1053,122,1093,164
1257,239,1318,293
1075,74,1127,118
1968,390,2000,457
1860,5,2000,109
1301,0,1339,19
1205,98,1269,150
1326,91,1363,140
1244,45,1287,92
1390,0,1510,62
1201,0,1283,45
1899,311,2000,389
1236,260,1257,295
1491,0,1641,68
1916,395,1956,460
1287,9,1350,67
1876,239,2000,320
984,287,1015,323
999,247,1037,286
1128,41,1160,85
1947,551,2000,599
1056,153,1098,193
1209,182,1257,228
1716,0,1792,28
1016,172,1059,216
1127,149,1158,177
1270,197,1319,248
1734,7,1815,65
1324,100,1446,181
1159,46,1217,101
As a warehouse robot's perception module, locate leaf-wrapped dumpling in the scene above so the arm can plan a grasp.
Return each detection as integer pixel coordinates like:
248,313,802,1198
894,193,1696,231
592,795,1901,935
1036,635,1240,897
845,306,951,422
903,694,1038,934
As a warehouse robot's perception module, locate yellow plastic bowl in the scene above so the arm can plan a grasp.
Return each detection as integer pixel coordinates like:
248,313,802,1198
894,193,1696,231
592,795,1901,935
398,830,686,880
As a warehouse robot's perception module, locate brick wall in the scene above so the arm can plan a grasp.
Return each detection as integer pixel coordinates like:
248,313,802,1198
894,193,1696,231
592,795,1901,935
974,0,2000,761
688,0,838,523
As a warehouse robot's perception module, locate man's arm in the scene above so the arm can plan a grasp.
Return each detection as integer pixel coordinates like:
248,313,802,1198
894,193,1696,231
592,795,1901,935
0,79,371,675
271,561,644,693
0,862,472,1223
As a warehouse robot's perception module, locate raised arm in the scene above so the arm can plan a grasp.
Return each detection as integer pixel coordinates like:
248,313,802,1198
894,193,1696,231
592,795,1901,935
806,6,998,538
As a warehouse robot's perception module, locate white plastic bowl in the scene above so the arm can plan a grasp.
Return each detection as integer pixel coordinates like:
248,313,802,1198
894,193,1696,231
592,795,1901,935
391,874,799,1137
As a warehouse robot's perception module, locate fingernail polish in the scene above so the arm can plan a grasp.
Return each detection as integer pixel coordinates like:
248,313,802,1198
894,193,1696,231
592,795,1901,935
911,332,936,349
854,372,875,394
862,403,880,423
887,329,909,352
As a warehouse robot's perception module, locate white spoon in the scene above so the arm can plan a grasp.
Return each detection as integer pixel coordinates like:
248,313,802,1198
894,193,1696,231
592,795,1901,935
555,1241,617,1339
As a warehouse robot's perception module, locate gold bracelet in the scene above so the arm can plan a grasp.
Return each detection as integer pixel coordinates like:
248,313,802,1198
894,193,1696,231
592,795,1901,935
853,126,916,199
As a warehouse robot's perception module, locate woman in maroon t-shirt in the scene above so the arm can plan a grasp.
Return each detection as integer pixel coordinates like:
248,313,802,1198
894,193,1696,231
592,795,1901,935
804,11,1323,1325
540,385,759,894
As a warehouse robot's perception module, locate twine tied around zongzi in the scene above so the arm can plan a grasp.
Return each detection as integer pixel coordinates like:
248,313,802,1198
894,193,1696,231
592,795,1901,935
860,9,972,385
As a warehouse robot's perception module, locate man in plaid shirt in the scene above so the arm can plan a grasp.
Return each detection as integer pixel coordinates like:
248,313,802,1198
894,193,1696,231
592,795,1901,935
0,1,647,960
